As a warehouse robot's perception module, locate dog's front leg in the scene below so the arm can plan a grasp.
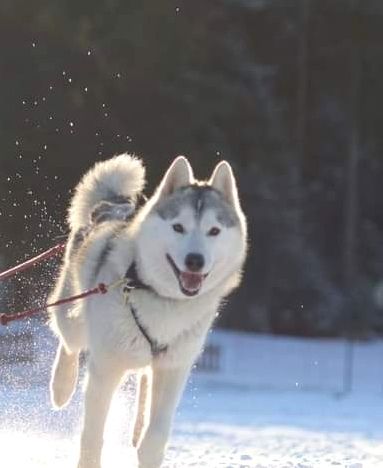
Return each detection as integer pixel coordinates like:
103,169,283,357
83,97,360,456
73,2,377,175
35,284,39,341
137,364,191,468
77,358,125,468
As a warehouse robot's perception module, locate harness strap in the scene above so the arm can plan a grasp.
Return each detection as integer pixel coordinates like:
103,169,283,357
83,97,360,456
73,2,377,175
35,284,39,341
124,262,168,357
129,304,168,357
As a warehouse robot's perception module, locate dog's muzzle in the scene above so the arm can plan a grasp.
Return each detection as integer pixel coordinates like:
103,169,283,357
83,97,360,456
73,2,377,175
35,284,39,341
166,254,208,297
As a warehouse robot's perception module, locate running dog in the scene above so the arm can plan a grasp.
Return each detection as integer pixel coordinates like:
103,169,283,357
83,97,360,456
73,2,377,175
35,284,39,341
49,154,247,468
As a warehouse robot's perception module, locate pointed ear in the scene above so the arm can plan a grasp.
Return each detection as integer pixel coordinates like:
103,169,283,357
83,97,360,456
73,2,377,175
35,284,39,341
157,156,194,198
209,160,240,206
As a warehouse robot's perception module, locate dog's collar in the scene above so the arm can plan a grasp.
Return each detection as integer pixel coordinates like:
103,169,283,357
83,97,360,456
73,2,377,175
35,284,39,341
124,262,168,357
124,262,152,292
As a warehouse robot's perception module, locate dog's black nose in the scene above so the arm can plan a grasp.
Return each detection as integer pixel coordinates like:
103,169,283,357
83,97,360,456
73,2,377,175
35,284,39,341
185,253,205,272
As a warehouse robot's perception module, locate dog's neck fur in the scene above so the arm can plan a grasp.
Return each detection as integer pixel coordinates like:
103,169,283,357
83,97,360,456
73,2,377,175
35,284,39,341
74,204,241,357
89,227,235,349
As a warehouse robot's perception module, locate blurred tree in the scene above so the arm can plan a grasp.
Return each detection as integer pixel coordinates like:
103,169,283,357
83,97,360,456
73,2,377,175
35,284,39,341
0,0,383,337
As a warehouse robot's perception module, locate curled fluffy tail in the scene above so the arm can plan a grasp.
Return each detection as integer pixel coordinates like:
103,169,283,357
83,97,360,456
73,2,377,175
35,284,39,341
68,154,145,231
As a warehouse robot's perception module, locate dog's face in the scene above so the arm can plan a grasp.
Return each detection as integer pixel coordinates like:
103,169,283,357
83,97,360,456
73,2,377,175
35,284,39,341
136,157,247,300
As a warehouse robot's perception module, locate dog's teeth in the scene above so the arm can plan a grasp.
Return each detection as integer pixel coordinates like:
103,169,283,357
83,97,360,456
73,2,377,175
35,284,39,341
180,272,203,292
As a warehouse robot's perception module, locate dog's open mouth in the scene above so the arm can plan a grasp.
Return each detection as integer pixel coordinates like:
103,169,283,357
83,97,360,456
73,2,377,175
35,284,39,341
166,254,208,297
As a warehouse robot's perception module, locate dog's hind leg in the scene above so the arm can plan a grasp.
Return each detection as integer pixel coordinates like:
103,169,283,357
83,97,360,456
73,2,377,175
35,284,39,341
132,370,152,448
50,343,79,409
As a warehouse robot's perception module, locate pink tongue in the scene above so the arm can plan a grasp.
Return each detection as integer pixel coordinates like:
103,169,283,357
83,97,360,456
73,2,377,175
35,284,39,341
180,272,203,291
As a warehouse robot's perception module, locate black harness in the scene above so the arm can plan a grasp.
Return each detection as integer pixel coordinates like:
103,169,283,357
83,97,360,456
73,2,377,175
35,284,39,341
124,263,168,357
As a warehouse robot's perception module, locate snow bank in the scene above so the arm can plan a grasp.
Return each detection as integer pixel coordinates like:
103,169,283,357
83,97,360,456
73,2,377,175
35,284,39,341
197,330,383,394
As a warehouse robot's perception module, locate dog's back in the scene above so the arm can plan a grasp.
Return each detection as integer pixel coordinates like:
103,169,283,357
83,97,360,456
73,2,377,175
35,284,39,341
49,154,146,408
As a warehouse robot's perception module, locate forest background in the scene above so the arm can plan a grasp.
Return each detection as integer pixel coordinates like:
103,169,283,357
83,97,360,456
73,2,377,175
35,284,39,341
0,0,382,338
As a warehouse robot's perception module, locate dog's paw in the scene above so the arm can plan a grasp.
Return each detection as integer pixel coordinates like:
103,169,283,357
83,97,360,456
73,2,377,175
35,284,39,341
137,441,165,468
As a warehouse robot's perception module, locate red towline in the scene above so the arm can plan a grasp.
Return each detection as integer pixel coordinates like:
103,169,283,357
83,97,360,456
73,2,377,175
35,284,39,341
0,243,66,282
0,243,109,326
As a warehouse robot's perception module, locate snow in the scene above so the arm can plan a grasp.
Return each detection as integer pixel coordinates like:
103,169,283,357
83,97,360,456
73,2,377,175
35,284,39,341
0,327,383,467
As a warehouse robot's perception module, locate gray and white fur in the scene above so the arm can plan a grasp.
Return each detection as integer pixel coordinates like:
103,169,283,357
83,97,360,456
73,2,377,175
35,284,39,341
49,154,247,468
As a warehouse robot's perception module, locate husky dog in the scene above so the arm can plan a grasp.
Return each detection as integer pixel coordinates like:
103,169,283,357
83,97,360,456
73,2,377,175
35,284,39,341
49,154,247,468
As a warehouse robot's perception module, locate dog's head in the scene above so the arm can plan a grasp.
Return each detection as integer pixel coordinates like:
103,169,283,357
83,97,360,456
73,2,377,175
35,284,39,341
136,156,247,300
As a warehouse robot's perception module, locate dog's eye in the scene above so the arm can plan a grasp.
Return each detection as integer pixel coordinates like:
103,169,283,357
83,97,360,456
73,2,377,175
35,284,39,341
172,223,185,234
208,227,221,236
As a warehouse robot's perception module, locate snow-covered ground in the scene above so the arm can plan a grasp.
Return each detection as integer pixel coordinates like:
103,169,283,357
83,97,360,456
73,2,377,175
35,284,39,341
0,327,382,467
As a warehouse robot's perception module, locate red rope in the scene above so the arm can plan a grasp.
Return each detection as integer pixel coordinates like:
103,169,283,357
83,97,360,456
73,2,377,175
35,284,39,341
0,242,116,326
0,243,66,282
0,282,108,326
